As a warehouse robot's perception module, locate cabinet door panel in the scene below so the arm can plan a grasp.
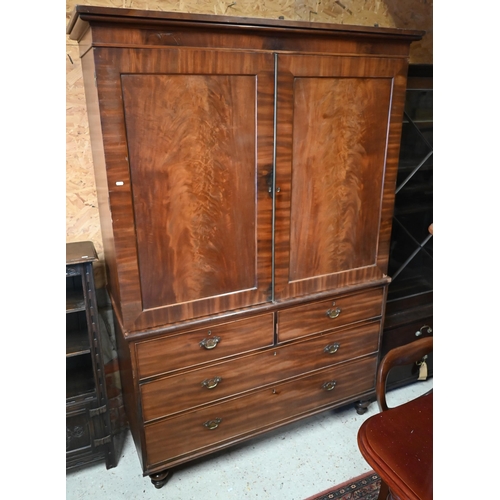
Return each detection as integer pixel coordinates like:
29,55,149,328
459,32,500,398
123,74,258,309
91,48,275,331
274,55,408,300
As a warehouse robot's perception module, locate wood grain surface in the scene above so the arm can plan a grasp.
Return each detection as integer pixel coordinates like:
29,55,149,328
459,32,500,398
274,54,408,300
87,47,274,330
123,73,257,309
140,320,380,422
144,355,377,469
289,75,391,280
67,9,422,484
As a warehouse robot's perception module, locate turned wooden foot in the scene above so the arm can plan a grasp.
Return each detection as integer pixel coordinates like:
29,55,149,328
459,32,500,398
355,400,372,415
150,470,170,489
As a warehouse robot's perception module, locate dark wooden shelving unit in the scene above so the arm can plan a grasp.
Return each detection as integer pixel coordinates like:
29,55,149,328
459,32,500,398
383,64,433,388
66,241,116,470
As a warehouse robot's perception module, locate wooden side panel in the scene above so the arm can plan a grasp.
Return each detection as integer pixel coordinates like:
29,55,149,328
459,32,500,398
274,54,408,301
79,50,121,313
113,316,146,470
92,48,275,331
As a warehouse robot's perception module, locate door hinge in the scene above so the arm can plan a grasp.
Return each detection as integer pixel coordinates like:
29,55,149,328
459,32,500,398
89,405,107,418
94,435,112,447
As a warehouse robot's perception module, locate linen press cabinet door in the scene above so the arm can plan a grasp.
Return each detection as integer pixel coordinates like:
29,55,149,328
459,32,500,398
273,55,409,301
90,48,275,331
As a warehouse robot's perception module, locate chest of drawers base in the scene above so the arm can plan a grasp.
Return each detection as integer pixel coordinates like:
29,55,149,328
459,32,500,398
115,285,385,484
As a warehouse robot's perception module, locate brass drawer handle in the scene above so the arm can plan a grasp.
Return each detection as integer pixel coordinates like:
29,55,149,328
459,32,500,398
322,380,337,391
201,376,222,389
326,307,342,319
203,418,222,430
415,325,432,337
324,342,340,355
199,336,221,349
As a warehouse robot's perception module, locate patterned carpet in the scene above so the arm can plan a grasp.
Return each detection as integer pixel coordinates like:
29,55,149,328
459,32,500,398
304,471,381,500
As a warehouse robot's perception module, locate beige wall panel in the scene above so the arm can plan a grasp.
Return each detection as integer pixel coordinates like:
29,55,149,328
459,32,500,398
66,0,432,288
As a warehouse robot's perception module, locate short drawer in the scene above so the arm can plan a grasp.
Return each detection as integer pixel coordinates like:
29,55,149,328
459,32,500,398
277,287,384,342
136,313,274,380
382,316,433,356
144,355,377,468
140,320,381,422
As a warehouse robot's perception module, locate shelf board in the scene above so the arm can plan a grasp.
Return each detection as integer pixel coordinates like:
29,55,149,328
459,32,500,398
66,380,95,400
66,290,86,312
67,355,95,399
387,277,433,302
67,329,91,357
394,205,433,217
397,160,433,172
67,375,95,400
66,241,98,265
402,119,432,125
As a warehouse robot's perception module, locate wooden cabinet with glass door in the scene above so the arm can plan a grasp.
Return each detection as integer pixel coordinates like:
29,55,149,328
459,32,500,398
382,64,433,389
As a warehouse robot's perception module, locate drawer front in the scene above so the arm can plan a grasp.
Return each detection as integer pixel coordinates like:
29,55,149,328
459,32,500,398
136,313,274,380
141,321,381,422
277,287,384,342
382,316,433,356
144,355,377,468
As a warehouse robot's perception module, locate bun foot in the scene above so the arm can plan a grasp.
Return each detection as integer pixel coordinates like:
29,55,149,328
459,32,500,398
150,470,170,489
355,400,372,415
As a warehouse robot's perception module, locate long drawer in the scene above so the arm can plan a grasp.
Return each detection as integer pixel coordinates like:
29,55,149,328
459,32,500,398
140,320,381,422
136,313,274,379
144,355,377,468
277,287,384,342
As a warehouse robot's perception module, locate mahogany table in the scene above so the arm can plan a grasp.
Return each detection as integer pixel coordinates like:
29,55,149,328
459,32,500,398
357,391,433,499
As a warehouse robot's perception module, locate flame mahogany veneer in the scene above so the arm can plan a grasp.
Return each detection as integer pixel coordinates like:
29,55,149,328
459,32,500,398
67,6,423,488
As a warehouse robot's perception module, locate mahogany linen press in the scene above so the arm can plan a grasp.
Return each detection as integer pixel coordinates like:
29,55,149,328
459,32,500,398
67,5,423,489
